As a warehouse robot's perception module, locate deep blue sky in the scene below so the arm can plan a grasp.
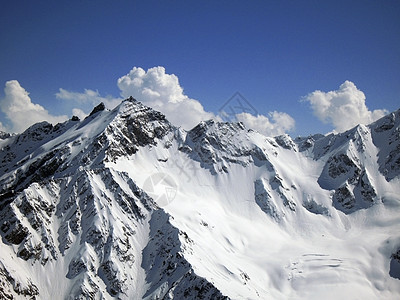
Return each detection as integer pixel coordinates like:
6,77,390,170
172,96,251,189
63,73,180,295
1,0,399,135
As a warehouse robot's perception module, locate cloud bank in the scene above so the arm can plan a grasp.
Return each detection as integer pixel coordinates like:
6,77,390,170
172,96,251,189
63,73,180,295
304,80,387,132
0,80,68,133
1,67,296,136
58,66,295,135
3,71,388,138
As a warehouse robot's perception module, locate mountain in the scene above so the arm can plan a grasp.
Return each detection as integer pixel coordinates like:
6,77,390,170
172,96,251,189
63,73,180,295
0,97,399,299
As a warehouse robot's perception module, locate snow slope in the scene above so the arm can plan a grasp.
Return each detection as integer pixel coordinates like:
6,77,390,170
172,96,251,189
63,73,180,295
0,98,399,299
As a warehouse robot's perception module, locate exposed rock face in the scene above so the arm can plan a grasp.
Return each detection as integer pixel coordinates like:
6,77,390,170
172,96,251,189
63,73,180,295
88,102,106,117
0,261,39,299
390,249,400,280
371,109,400,181
315,124,382,213
0,131,13,140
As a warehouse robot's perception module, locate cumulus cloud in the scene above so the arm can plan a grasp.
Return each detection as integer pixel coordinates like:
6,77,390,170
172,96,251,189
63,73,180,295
117,66,215,129
236,111,295,136
304,80,388,132
118,66,187,103
0,80,68,133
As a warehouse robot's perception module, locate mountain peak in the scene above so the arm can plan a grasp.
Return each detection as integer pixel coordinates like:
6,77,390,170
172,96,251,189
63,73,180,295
0,131,12,140
88,102,106,117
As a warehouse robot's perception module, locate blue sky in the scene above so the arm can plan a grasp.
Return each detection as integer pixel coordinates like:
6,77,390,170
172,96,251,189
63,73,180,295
0,0,399,136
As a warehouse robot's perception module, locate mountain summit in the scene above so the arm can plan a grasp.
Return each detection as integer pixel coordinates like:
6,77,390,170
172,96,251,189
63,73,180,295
1,98,399,299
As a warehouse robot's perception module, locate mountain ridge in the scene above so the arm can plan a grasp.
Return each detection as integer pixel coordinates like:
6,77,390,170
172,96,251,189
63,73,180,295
0,98,399,299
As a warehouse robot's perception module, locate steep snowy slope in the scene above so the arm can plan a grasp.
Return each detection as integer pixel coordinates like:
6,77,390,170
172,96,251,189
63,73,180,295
0,99,226,299
0,98,399,299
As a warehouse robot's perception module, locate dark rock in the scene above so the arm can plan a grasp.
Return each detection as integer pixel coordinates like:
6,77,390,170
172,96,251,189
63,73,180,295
275,134,297,151
89,102,106,116
4,223,29,244
0,131,11,140
333,184,355,211
390,249,400,280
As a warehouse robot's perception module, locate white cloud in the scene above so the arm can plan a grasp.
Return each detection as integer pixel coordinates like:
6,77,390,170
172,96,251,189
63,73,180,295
117,66,216,129
0,80,68,133
55,66,295,135
56,88,122,110
236,111,295,136
118,66,187,104
304,80,388,132
0,121,6,132
71,108,87,120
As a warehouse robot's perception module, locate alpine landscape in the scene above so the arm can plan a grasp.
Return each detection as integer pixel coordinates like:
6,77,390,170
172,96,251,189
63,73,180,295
0,97,399,299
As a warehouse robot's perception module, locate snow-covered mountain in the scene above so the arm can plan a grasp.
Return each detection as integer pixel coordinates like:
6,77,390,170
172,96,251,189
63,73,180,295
0,97,399,299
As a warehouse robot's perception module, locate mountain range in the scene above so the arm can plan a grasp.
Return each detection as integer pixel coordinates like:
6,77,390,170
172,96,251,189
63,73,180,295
0,97,399,299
